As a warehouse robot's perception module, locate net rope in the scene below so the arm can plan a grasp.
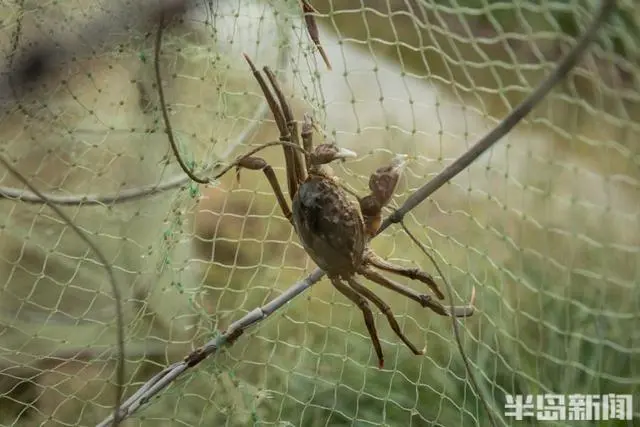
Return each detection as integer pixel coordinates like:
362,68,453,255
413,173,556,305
0,0,637,426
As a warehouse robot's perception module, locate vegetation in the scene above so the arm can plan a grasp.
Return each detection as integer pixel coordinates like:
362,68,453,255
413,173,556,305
1,1,638,426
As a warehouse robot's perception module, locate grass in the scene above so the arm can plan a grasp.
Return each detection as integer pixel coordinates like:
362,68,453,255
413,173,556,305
1,2,638,426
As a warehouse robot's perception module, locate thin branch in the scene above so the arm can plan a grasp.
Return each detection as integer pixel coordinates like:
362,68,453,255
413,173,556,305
97,0,616,424
0,174,197,205
301,0,332,71
0,141,310,205
154,11,211,184
96,269,325,426
400,222,502,427
155,15,315,188
0,155,126,427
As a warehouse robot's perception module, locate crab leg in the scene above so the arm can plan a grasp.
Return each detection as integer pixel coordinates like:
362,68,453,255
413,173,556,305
243,55,287,137
345,276,424,356
359,266,475,317
329,276,385,368
365,251,445,300
244,55,300,199
235,157,293,223
262,67,308,195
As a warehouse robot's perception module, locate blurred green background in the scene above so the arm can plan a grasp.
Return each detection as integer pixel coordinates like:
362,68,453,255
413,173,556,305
1,1,638,426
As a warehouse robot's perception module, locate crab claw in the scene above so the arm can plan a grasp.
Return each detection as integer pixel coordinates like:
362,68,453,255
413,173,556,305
311,144,357,165
368,153,409,207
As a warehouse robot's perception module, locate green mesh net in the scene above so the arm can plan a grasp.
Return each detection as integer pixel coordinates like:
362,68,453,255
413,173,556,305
0,1,637,426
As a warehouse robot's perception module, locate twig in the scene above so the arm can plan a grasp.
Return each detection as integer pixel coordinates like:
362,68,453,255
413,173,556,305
400,222,502,427
0,139,312,204
301,0,332,71
95,269,325,426
154,11,211,184
0,174,200,205
96,0,616,425
0,155,126,427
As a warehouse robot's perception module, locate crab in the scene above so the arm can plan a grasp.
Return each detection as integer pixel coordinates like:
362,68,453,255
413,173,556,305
226,55,476,368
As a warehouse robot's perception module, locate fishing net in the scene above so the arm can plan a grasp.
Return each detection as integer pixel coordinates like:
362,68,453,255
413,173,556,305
0,0,637,426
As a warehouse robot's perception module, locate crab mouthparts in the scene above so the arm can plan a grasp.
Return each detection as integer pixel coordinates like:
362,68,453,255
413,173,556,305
335,147,358,160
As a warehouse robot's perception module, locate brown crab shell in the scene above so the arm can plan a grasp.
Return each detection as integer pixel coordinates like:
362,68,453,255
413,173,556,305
292,174,367,276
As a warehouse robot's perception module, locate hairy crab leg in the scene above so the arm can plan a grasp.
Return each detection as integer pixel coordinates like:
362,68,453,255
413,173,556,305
424,287,476,317
234,157,293,223
365,251,445,300
243,55,299,199
345,276,425,356
243,55,287,136
359,266,431,305
329,276,385,368
262,67,308,195
359,266,476,317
